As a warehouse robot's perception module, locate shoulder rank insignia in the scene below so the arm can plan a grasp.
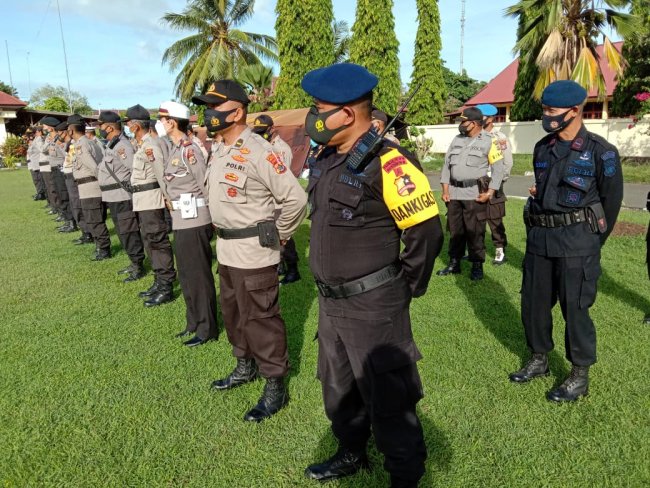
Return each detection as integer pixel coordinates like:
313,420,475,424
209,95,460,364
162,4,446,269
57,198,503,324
145,148,155,162
234,139,244,149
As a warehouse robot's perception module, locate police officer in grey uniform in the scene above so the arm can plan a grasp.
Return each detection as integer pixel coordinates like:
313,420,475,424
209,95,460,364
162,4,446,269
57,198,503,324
438,107,505,280
510,81,623,402
97,111,146,282
70,117,112,260
195,80,307,422
26,127,47,200
39,117,61,215
123,104,176,306
51,121,75,231
158,101,218,346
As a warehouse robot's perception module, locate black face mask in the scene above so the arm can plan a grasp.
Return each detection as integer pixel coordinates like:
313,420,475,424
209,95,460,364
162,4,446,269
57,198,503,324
205,108,237,133
98,129,108,139
542,110,575,133
305,106,348,146
252,126,271,140
458,122,473,137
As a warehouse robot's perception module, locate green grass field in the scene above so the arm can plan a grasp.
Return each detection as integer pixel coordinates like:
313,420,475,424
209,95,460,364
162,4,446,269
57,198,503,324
1,169,649,487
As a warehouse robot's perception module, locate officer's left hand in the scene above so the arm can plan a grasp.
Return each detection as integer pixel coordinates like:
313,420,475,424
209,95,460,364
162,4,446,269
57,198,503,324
475,192,491,203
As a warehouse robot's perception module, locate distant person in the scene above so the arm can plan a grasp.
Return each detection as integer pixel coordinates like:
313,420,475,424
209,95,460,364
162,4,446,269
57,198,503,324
371,109,399,143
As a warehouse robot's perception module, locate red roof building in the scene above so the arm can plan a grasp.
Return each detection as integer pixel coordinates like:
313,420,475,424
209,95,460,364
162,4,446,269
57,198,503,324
0,91,27,108
451,41,623,122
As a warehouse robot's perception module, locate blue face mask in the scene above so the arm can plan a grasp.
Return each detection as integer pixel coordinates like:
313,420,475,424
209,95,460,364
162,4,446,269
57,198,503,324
123,126,134,139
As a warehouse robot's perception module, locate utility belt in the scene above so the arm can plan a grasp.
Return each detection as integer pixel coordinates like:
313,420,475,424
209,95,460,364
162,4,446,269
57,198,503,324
76,176,97,185
525,203,607,234
171,195,206,220
316,263,401,299
450,178,477,188
130,182,160,193
215,220,279,248
39,162,49,167
100,182,126,192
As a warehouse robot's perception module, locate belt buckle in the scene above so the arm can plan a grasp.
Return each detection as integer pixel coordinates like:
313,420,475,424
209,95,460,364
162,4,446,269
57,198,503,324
315,281,331,298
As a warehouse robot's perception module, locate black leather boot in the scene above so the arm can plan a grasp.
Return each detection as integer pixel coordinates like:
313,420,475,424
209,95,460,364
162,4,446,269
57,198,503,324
53,215,65,222
138,281,160,298
47,209,58,215
72,233,93,245
436,259,461,276
277,260,287,276
509,353,549,383
91,249,112,261
117,264,136,275
470,262,484,281
643,314,650,324
143,283,174,307
211,358,259,391
280,266,300,285
123,263,147,283
305,448,370,482
243,377,289,422
58,221,78,233
547,365,590,402
391,477,419,488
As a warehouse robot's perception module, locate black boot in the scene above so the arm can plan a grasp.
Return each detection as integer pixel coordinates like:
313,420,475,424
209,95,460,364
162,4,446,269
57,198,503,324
143,283,174,307
277,260,287,276
547,365,590,402
211,358,259,391
72,233,93,245
509,353,549,383
470,262,484,281
47,209,58,215
436,259,461,276
391,477,419,488
280,266,300,285
53,215,65,222
305,447,370,482
643,314,650,324
91,249,112,261
139,281,160,298
58,221,78,233
36,192,47,201
243,377,289,422
123,263,147,283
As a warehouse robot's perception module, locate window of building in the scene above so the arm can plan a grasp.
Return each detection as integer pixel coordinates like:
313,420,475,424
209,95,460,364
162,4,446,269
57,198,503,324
494,106,507,123
583,102,603,119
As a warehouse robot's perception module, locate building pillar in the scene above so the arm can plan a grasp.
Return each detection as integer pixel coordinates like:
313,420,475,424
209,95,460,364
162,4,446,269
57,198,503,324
505,105,511,122
602,99,609,120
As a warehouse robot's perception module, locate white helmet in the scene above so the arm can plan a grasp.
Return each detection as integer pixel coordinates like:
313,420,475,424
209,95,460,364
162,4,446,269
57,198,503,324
158,101,190,120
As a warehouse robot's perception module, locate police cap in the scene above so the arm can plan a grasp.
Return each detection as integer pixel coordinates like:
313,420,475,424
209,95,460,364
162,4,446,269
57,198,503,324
475,104,498,117
541,80,587,108
458,107,483,122
124,104,151,122
192,80,250,106
253,114,274,129
98,111,121,124
40,116,61,127
301,63,378,104
371,109,388,123
55,121,68,131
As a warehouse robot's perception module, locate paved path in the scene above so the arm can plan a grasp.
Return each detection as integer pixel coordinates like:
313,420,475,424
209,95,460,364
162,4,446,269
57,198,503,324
426,173,648,210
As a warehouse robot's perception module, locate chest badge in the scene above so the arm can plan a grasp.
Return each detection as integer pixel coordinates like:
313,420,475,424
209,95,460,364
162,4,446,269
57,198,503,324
227,187,238,197
341,208,353,220
225,173,238,182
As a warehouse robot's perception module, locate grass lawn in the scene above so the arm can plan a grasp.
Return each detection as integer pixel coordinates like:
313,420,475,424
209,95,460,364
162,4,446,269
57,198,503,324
1,168,649,487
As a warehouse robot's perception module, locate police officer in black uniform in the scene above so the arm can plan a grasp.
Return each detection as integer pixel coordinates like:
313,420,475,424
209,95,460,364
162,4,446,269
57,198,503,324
301,63,444,488
510,80,623,402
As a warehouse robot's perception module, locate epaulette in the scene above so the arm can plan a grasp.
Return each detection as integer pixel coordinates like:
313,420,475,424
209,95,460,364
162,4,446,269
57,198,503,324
233,138,244,149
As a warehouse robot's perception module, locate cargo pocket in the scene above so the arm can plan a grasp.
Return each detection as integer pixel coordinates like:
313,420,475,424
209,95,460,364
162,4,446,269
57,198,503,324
117,210,140,233
367,341,424,416
244,271,280,319
219,171,247,204
84,199,104,224
579,258,601,309
558,174,593,208
328,183,365,227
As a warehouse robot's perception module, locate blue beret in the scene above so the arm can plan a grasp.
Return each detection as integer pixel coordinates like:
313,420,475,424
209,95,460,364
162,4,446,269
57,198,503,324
301,63,378,104
476,104,498,117
541,80,587,108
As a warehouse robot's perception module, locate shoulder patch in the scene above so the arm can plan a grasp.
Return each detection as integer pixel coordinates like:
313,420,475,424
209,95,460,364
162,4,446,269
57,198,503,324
266,153,287,174
145,147,155,162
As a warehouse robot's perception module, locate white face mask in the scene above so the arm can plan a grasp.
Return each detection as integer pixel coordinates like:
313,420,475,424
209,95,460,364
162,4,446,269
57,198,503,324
123,126,134,139
155,120,167,137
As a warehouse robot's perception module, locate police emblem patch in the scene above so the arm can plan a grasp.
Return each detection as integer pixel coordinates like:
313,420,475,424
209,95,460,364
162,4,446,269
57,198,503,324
571,138,584,150
566,190,581,204
579,151,592,161
341,208,353,220
117,148,126,160
145,148,155,162
266,153,287,174
395,174,416,196
601,151,616,161
227,187,238,197
603,159,617,177
171,158,180,166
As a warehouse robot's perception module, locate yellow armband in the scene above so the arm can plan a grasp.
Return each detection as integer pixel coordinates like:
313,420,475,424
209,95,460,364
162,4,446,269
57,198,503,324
488,139,503,165
380,148,439,230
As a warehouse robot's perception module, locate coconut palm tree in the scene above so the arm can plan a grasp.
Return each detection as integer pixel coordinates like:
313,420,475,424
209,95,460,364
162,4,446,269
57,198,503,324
506,0,639,99
237,63,274,111
161,0,278,102
333,20,351,63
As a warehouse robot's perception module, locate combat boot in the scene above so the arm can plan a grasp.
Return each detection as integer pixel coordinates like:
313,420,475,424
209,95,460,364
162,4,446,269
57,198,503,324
280,265,300,285
47,209,58,215
391,477,419,488
211,358,259,391
91,248,112,261
305,447,370,482
277,260,287,276
72,232,93,245
436,258,461,276
546,365,589,402
53,215,65,222
143,283,174,307
493,247,506,265
138,281,160,298
509,353,549,383
58,221,78,233
470,262,484,281
643,314,650,324
243,377,289,422
123,263,147,283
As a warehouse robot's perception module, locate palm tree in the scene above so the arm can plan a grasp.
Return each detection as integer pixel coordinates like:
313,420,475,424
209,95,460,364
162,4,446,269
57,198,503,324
506,0,638,99
161,0,278,102
333,20,351,63
237,64,274,111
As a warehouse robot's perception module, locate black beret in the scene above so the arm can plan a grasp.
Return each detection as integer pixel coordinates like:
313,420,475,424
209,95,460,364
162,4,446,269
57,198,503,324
301,63,378,104
124,104,151,122
541,80,588,108
55,121,68,131
40,116,61,127
459,107,483,122
98,111,121,123
193,80,250,106
67,114,84,125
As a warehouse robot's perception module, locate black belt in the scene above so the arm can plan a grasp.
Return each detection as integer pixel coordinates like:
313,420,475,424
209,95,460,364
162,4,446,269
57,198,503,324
528,209,589,228
450,178,477,188
39,162,49,167
76,176,97,184
100,182,126,191
316,263,401,299
215,226,259,239
131,182,160,193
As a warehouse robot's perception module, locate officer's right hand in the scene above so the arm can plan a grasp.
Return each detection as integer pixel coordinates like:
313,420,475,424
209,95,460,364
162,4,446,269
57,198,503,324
529,185,537,197
442,192,450,203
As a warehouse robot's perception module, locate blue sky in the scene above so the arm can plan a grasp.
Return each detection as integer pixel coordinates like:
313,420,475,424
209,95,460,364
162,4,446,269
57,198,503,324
1,0,621,109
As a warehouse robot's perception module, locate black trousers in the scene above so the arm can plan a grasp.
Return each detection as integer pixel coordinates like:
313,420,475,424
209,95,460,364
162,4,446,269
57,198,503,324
174,225,218,340
30,170,46,196
447,199,487,262
64,174,87,232
107,200,145,266
280,237,299,269
138,209,176,285
487,201,507,248
42,171,58,209
81,197,110,252
317,275,426,483
521,252,601,366
218,264,289,378
51,168,71,220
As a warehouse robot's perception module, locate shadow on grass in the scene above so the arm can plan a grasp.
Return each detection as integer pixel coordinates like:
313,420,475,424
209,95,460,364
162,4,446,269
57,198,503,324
599,270,650,319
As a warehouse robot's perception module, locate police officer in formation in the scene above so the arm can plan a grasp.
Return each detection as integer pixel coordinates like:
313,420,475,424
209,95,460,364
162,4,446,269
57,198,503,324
476,103,513,265
25,127,47,201
438,106,505,280
300,63,443,487
510,80,623,402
